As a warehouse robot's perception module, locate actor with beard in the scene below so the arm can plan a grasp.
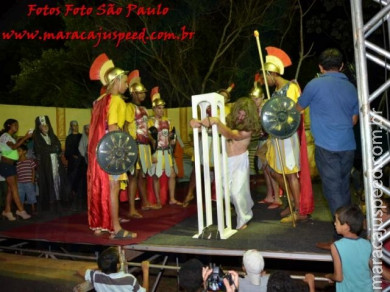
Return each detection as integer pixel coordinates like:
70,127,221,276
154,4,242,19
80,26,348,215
191,97,261,230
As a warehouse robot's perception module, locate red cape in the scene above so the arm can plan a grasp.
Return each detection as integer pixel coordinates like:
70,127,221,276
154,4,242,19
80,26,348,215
298,114,314,215
87,94,113,231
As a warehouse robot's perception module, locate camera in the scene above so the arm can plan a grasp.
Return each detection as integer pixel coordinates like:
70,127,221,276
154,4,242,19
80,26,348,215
207,264,233,291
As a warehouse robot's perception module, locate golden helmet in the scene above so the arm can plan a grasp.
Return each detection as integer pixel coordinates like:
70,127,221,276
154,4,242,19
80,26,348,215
151,86,165,107
129,82,148,94
127,70,147,94
250,86,264,99
104,67,128,85
152,98,165,107
249,74,264,99
264,47,292,75
217,83,235,103
89,53,128,86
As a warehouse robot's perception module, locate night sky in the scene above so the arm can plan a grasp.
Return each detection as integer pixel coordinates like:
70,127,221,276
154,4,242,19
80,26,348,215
0,1,381,108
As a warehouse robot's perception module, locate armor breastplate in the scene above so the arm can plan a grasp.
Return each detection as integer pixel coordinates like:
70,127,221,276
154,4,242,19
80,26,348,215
135,105,149,144
272,82,290,99
154,119,170,149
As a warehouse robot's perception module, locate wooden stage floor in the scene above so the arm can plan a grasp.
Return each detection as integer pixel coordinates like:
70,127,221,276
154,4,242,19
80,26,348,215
0,178,345,263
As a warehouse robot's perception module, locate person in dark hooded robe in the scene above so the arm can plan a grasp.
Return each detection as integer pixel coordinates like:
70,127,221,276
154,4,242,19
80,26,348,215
33,116,70,212
65,120,83,201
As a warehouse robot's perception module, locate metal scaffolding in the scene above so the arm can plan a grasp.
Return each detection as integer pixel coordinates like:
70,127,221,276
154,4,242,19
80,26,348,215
350,1,390,290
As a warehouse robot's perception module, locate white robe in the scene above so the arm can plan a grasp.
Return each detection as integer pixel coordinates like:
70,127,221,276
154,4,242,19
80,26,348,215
227,151,254,229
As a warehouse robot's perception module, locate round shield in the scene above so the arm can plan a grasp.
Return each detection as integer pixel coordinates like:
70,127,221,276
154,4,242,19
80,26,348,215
261,96,301,139
96,131,138,175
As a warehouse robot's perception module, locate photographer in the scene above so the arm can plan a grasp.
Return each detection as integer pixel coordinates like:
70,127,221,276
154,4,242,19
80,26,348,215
178,258,239,292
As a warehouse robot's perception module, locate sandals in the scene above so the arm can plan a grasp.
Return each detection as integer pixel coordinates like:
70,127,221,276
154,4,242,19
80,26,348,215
280,212,309,223
182,195,194,208
258,199,274,204
280,206,291,218
141,204,162,210
111,229,137,239
94,230,104,236
169,200,183,206
119,217,130,223
268,202,283,209
128,212,143,219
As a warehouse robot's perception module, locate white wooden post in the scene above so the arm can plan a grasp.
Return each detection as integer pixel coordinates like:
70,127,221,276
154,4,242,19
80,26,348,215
192,93,237,239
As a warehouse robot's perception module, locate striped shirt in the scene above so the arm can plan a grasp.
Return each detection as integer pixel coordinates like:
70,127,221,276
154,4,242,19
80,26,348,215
85,270,145,292
16,159,37,183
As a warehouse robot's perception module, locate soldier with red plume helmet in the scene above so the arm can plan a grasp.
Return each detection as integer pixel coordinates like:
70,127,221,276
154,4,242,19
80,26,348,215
124,70,160,219
261,47,313,224
88,53,136,239
148,87,182,207
249,73,282,209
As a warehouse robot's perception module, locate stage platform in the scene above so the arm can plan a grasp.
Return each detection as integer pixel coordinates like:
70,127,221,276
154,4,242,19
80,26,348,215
0,179,338,263
127,183,334,262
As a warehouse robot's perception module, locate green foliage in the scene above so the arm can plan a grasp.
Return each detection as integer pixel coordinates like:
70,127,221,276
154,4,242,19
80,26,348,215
12,49,94,108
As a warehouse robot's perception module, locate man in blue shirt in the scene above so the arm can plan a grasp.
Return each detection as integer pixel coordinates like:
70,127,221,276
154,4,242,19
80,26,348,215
296,48,359,248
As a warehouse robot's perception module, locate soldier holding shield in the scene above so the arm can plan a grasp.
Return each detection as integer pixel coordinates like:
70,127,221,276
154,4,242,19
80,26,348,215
88,54,136,239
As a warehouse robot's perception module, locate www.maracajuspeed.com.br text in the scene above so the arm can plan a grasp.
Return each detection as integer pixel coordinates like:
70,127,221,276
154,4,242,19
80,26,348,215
1,26,195,47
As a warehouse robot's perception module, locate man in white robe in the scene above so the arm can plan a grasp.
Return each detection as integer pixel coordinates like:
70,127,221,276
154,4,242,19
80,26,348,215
191,97,261,229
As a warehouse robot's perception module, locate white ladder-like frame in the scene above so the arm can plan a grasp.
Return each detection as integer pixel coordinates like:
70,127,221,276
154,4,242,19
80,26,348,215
191,92,237,239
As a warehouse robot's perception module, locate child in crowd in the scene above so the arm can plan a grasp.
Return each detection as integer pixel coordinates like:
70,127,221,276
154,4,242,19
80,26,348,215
0,148,5,213
326,204,373,291
178,258,204,292
16,144,37,214
84,246,149,292
0,119,31,220
239,249,269,291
